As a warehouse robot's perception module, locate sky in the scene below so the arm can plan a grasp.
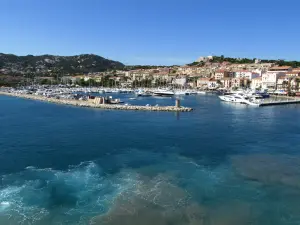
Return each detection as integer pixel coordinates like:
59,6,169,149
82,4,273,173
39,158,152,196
1,0,300,65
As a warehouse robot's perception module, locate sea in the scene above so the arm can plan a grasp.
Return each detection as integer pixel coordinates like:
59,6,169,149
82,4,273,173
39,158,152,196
0,93,300,225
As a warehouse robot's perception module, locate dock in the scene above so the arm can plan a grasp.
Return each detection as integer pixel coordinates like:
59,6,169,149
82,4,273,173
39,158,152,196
258,98,300,107
0,91,193,112
243,96,300,107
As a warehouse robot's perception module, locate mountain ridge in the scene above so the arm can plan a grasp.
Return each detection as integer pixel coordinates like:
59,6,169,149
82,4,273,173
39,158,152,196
0,53,125,77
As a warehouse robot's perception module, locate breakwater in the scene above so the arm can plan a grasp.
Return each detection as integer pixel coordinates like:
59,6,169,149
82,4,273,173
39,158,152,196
0,91,193,112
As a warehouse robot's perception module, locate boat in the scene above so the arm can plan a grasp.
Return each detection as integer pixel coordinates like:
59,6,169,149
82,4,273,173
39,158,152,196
219,93,260,106
219,94,248,103
153,89,175,97
136,90,152,97
196,91,206,95
174,90,188,95
188,90,198,95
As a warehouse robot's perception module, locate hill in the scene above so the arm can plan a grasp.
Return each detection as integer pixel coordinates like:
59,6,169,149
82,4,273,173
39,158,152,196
0,53,125,77
188,55,300,68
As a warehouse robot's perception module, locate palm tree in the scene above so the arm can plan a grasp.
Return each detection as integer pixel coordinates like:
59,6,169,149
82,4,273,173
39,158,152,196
295,78,300,92
282,80,288,91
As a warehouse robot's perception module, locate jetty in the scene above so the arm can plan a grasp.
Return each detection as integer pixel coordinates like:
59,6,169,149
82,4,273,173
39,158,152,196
242,96,300,107
258,97,300,107
0,91,193,112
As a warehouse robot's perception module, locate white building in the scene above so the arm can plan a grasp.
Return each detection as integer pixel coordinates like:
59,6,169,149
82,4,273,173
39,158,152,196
261,66,292,90
235,71,260,80
172,77,187,86
251,77,262,90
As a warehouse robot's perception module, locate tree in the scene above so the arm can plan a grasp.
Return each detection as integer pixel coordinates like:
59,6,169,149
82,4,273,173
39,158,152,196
40,79,52,85
282,80,288,90
295,78,300,91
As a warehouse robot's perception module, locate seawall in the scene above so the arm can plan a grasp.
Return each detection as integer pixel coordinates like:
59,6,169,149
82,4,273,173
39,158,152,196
0,91,193,112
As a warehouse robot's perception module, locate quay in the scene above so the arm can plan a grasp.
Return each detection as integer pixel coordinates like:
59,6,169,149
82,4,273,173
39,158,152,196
258,97,300,107
243,95,300,107
0,91,193,112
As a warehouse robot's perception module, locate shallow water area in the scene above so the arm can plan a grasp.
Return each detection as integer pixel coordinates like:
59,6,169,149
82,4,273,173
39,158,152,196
1,94,300,224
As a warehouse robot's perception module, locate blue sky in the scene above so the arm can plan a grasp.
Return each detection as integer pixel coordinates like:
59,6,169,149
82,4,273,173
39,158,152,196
1,0,300,65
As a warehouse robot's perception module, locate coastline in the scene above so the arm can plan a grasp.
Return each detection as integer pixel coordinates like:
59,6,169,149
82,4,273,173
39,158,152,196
0,91,193,112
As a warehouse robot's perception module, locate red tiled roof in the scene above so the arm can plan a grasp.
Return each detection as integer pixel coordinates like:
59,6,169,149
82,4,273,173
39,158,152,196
287,71,300,74
270,66,292,70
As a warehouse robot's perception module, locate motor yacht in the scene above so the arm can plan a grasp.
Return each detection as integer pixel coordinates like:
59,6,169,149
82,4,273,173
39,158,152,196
219,94,248,103
153,89,175,97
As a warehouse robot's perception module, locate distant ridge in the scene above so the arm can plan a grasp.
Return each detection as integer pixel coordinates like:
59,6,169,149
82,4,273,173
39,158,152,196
0,53,125,76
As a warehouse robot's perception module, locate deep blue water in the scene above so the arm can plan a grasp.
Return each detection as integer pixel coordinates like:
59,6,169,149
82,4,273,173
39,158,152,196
1,94,300,225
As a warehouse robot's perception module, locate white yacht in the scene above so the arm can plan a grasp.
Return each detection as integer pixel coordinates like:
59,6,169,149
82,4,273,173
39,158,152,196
136,89,152,97
153,89,175,97
219,94,248,103
174,90,188,95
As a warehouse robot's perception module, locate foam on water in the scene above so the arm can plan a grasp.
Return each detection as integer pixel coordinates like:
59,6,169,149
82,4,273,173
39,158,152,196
1,149,300,224
0,161,140,224
0,149,231,225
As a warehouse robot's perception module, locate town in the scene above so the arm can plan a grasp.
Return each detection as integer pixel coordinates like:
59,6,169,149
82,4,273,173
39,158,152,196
23,55,300,95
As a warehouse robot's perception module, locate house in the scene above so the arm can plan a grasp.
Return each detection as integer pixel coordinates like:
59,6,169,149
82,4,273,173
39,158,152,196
197,78,212,88
208,78,218,89
231,78,247,88
251,77,262,90
234,71,260,80
177,66,198,75
172,77,187,86
131,71,152,81
214,70,228,80
261,67,289,89
152,72,169,82
286,71,300,77
268,66,292,72
277,75,289,90
220,77,232,89
292,68,300,72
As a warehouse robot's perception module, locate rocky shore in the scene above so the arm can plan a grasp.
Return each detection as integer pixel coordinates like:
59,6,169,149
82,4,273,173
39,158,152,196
0,91,193,112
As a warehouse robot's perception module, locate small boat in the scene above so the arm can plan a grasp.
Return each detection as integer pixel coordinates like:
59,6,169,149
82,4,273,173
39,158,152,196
136,90,152,97
197,91,206,95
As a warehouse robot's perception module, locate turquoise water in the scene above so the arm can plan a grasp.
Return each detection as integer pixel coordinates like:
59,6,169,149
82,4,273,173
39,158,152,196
1,94,300,225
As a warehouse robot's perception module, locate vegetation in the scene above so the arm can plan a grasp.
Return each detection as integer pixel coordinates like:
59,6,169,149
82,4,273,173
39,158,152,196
211,55,255,64
124,65,167,70
260,59,300,68
189,55,300,68
0,53,125,77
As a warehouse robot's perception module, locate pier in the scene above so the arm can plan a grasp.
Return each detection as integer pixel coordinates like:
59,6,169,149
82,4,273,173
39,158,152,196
243,95,300,107
0,91,193,112
258,97,300,107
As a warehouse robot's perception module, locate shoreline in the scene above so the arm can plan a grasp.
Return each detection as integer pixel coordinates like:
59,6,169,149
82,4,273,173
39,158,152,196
0,91,193,112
